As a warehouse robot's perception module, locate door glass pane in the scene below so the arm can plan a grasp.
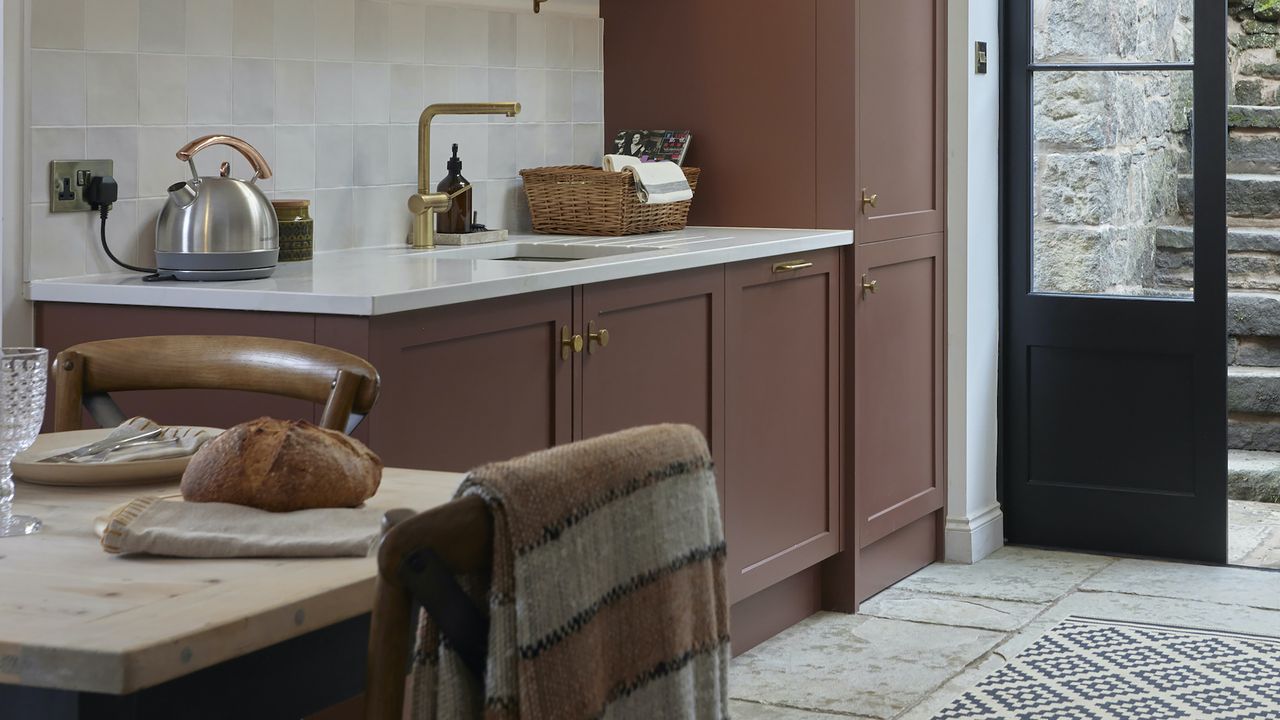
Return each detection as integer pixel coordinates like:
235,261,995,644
1032,70,1194,297
1033,0,1194,63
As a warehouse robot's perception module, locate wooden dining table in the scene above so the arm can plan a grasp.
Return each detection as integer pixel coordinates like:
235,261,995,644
0,467,465,720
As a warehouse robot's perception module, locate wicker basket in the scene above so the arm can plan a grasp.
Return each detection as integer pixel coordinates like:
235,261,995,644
520,165,701,236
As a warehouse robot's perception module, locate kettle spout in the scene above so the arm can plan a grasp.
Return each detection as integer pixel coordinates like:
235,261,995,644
167,181,197,209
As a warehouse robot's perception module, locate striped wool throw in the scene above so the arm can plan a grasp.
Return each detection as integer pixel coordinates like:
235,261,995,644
411,424,730,719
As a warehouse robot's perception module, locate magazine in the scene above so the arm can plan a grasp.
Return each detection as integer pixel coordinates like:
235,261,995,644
611,130,693,165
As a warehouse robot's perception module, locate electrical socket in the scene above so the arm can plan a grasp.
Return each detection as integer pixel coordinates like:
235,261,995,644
49,159,113,213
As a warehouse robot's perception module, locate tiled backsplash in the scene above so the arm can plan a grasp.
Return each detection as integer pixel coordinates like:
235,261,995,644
27,0,604,279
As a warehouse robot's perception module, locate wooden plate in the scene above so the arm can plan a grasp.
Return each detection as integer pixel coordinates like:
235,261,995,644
13,428,222,487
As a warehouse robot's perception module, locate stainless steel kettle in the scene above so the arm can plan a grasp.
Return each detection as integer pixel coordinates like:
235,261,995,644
155,135,279,281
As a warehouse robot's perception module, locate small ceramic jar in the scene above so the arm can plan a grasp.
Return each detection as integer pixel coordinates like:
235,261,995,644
272,199,313,262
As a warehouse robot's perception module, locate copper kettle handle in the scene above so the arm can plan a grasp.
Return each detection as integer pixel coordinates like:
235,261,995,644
176,134,273,181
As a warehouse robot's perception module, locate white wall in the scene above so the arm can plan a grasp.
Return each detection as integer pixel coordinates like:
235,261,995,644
945,0,1002,564
2,0,24,347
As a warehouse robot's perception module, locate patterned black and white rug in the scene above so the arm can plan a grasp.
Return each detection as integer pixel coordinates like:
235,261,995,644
935,616,1280,720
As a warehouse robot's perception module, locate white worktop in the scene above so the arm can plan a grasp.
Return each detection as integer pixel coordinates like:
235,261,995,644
27,227,852,316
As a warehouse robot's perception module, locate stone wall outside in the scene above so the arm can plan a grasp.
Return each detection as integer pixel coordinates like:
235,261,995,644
1032,0,1194,294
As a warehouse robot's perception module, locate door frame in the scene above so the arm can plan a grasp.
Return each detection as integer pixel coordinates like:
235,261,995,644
999,0,1227,560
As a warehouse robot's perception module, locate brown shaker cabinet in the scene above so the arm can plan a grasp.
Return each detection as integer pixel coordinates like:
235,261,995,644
578,268,726,500
725,250,841,603
855,0,947,245
366,289,575,472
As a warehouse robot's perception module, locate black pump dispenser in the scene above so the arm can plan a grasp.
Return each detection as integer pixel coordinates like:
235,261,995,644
436,143,472,234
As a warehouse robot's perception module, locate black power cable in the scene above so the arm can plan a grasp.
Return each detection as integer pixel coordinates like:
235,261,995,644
85,175,165,278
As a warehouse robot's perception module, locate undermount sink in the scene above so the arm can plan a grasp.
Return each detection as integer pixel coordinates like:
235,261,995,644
431,243,656,263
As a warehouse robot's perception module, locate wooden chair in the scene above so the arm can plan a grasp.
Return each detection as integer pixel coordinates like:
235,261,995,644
365,496,494,720
51,336,381,434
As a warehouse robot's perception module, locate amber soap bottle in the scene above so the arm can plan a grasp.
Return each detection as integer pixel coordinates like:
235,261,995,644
436,144,472,235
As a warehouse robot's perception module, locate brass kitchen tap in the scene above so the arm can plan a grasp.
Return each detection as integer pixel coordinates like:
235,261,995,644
407,102,522,249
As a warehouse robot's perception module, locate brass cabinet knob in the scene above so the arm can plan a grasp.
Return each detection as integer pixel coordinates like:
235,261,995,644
560,326,583,360
861,188,878,215
861,274,878,298
588,321,610,354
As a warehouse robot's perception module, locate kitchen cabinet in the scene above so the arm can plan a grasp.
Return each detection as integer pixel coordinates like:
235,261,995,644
367,289,574,472
725,250,841,603
579,267,726,500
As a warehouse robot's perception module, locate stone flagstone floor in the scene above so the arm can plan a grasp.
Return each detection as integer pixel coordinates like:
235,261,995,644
729,545,1280,719
1231,499,1280,569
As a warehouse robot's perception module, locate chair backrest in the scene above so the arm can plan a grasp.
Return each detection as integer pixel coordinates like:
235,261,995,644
51,335,381,434
365,497,493,720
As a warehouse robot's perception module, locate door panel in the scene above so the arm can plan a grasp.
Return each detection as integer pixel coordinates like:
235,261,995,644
725,250,841,602
370,290,573,472
856,0,945,244
1002,0,1226,560
579,267,725,499
855,234,945,598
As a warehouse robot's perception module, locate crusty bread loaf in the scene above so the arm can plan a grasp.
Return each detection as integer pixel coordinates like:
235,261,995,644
181,417,382,512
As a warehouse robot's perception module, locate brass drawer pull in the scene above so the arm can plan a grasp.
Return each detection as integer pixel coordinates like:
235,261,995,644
772,260,813,274
861,188,878,214
560,326,583,360
587,321,610,354
861,274,878,298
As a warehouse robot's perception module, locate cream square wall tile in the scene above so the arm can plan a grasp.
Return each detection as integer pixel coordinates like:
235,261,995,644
572,18,601,71
139,54,187,125
274,60,315,124
139,0,185,54
390,64,425,124
186,0,234,56
88,127,140,199
315,125,354,188
544,121,573,166
31,128,87,204
488,12,516,68
32,0,84,50
234,0,274,57
354,1,389,63
315,0,356,61
187,56,233,124
31,50,87,126
274,0,315,59
515,14,545,69
275,126,316,190
388,3,426,65
24,3,607,280
86,0,140,52
571,71,601,123
545,17,573,69
312,188,355,251
544,69,571,123
30,204,89,279
87,53,140,125
352,63,390,124
315,62,354,124
354,125,389,187
232,58,275,124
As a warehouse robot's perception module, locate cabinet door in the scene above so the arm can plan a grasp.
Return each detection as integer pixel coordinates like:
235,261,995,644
856,0,946,244
369,290,574,472
853,234,945,602
725,250,841,602
579,267,725,499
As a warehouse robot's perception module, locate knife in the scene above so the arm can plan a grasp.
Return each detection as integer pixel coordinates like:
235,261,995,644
39,428,164,463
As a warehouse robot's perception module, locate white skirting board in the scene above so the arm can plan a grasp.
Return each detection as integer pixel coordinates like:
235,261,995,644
944,503,1004,564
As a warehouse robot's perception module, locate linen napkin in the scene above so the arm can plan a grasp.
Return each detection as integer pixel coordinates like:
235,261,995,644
100,496,384,558
602,153,694,204
60,417,218,464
